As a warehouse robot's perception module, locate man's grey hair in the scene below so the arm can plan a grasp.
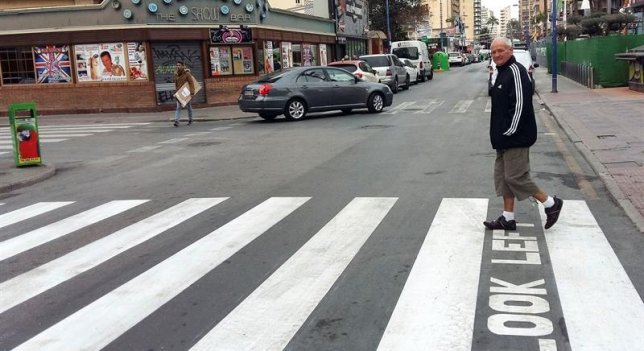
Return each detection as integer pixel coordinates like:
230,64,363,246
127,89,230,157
492,37,513,48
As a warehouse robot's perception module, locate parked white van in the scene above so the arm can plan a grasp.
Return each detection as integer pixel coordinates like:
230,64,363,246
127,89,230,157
390,40,433,82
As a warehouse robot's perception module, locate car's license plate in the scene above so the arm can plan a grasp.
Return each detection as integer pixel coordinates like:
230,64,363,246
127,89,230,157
244,90,254,97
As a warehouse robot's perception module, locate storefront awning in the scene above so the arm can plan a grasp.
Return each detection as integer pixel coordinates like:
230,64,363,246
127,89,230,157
368,30,387,39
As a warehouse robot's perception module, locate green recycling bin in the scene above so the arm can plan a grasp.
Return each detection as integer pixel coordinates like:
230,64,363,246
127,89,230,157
433,51,449,71
8,102,42,167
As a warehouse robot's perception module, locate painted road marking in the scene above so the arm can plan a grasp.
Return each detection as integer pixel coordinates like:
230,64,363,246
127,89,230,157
382,101,416,114
449,99,474,113
127,145,161,153
191,197,398,351
13,197,309,351
541,200,644,350
209,127,233,131
158,138,188,144
378,198,488,351
0,202,74,230
485,99,492,113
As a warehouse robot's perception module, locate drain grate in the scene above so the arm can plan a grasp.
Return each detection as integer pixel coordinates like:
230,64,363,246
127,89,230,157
597,134,616,139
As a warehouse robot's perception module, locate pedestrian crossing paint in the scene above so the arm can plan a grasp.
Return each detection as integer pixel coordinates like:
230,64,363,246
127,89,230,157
0,202,73,230
0,198,226,314
2,196,642,350
191,197,397,350
540,200,644,350
127,145,162,153
0,123,151,147
13,197,309,351
0,200,148,261
378,198,488,351
449,99,474,113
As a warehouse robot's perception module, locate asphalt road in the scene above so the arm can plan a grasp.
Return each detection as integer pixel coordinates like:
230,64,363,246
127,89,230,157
1,62,643,351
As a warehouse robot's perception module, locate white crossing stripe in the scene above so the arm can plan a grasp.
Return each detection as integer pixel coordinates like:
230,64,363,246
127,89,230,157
417,99,444,114
539,339,557,351
449,99,474,113
484,99,492,113
0,146,11,150
0,202,74,230
13,197,310,351
184,132,212,137
0,198,226,315
209,127,232,131
159,138,188,144
541,200,644,350
127,145,161,153
0,200,148,261
382,101,416,114
378,198,488,351
191,197,398,351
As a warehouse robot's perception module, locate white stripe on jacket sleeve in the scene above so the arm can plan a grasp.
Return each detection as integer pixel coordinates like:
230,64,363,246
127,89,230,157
503,64,523,136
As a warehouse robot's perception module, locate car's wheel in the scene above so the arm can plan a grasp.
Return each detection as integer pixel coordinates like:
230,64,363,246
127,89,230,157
367,92,385,113
391,77,399,93
402,75,410,90
258,113,278,121
428,69,434,80
341,108,352,114
419,70,426,82
284,99,307,121
414,74,420,84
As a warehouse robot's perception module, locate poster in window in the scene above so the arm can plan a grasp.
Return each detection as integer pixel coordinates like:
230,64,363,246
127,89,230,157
319,44,328,66
127,42,148,80
232,46,253,75
281,42,292,69
210,46,232,76
263,41,274,74
302,44,313,66
242,47,253,74
33,45,72,84
74,43,127,82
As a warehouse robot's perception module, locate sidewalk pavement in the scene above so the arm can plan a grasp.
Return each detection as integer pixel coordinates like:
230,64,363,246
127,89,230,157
2,74,643,231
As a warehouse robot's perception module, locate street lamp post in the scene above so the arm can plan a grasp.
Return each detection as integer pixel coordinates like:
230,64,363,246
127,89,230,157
385,0,392,43
551,0,557,93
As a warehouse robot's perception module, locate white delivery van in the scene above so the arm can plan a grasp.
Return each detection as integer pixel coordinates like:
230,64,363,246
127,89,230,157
390,40,433,81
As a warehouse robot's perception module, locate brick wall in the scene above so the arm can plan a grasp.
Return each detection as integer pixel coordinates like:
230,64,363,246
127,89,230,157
0,81,156,115
205,76,257,105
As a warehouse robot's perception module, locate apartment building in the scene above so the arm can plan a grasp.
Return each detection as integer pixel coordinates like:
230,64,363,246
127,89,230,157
498,5,511,38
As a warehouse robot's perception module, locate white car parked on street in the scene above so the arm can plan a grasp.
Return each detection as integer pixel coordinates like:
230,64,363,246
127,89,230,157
399,58,420,84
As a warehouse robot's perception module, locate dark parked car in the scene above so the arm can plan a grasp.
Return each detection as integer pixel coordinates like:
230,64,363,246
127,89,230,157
238,66,394,121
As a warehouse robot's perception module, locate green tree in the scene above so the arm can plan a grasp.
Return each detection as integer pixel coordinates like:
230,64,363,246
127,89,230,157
368,0,426,41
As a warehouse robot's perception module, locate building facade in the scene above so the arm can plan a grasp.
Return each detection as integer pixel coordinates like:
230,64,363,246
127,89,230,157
0,0,338,114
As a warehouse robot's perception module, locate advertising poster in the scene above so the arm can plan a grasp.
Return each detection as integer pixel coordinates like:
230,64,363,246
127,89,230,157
242,47,253,74
263,41,274,74
334,0,368,37
74,43,127,82
14,120,41,165
210,46,232,76
127,42,148,80
302,44,313,66
232,47,244,74
281,42,292,69
319,44,328,66
33,45,72,84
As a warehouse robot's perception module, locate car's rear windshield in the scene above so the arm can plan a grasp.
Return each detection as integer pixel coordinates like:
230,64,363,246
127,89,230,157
392,47,419,60
329,64,357,73
361,56,389,67
255,69,293,83
448,52,460,57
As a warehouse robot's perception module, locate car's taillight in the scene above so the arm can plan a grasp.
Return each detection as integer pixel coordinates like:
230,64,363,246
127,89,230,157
258,84,272,96
386,68,392,76
354,72,363,79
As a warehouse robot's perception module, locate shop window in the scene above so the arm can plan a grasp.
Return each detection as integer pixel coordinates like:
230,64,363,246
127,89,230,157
209,46,233,76
231,46,254,74
292,44,302,66
210,46,253,75
0,47,36,85
33,45,72,84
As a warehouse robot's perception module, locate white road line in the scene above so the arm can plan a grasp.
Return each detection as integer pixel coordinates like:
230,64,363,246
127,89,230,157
191,197,398,351
184,132,212,137
26,134,93,138
378,198,489,351
158,138,188,144
449,99,474,113
0,200,148,261
0,146,12,150
541,200,644,351
382,101,416,114
14,197,309,351
484,99,492,113
417,99,444,114
127,145,162,153
0,198,226,315
0,202,74,230
209,126,232,131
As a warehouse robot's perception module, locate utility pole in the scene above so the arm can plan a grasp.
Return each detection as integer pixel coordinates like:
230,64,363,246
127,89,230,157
551,0,557,93
385,0,392,43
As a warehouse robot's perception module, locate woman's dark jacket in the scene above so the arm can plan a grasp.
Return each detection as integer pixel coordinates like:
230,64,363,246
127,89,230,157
489,55,536,150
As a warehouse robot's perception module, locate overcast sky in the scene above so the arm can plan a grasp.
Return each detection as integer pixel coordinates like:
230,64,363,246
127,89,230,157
482,0,519,18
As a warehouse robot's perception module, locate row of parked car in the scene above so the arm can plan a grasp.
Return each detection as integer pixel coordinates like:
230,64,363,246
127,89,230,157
238,51,434,121
447,51,481,66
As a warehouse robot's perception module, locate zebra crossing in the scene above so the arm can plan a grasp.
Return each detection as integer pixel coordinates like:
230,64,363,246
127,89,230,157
382,98,491,115
1,197,643,350
0,123,151,157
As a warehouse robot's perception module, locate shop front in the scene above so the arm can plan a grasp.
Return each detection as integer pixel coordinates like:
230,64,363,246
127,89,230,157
0,0,335,115
333,0,369,60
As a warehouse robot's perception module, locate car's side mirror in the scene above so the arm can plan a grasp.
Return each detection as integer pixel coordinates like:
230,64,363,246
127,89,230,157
533,63,540,68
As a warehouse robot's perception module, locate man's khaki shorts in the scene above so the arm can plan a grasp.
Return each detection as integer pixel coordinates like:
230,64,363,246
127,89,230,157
494,147,540,201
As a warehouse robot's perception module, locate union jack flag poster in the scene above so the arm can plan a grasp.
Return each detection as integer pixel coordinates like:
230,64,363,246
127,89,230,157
33,45,72,83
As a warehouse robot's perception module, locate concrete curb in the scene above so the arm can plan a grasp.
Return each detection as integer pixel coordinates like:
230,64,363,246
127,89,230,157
0,164,56,194
536,91,644,233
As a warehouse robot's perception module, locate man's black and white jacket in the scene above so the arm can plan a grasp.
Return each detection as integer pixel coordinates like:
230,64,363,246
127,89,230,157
489,55,537,150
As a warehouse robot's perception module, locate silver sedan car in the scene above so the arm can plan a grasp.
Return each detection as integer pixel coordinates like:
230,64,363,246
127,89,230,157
239,66,394,121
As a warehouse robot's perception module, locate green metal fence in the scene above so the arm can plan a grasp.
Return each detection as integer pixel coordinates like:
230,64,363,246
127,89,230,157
534,34,644,87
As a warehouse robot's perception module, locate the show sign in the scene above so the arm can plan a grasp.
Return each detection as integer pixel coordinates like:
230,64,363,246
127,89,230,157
334,0,368,38
116,0,266,25
209,27,252,44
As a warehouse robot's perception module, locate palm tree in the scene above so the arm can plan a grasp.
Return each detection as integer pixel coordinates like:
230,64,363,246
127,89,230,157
487,15,499,37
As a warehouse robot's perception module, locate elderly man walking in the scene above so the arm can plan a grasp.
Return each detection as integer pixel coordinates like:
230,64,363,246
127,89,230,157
483,37,563,231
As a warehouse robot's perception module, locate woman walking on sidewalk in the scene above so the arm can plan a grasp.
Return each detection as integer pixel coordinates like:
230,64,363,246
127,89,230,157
483,37,563,231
